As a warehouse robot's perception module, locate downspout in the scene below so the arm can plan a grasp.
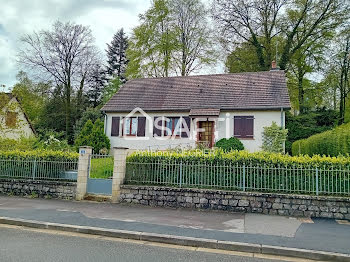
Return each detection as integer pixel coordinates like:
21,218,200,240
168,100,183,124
280,108,284,128
281,108,285,153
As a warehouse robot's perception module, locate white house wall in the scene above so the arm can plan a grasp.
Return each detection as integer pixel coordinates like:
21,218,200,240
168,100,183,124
105,110,285,152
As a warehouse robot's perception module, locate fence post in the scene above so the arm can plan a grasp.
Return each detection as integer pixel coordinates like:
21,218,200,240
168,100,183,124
243,162,246,192
111,147,129,203
32,159,37,180
76,146,92,200
179,161,183,188
316,167,319,196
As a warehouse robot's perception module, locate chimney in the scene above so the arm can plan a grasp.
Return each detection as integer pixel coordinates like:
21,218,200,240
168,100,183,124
270,60,278,70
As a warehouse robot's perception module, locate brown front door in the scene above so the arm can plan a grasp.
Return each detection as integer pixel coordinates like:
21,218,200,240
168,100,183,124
198,121,214,148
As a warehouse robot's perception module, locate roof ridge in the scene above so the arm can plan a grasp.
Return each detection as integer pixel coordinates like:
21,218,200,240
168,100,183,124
128,70,285,82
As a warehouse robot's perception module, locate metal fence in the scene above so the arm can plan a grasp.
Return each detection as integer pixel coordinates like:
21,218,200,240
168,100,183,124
89,154,114,179
125,161,350,196
0,158,78,181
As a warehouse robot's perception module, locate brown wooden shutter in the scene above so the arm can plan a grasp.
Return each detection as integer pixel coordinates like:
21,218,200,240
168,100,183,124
234,116,254,138
111,117,120,137
181,117,191,138
153,116,162,137
234,116,243,138
137,117,146,137
245,116,254,138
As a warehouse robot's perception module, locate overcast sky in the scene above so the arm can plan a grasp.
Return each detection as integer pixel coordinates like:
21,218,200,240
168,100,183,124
0,0,221,91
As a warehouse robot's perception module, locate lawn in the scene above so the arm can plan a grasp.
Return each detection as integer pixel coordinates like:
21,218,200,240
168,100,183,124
89,157,114,179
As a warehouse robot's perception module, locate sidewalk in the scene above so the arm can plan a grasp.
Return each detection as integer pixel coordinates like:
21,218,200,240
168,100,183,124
0,196,349,256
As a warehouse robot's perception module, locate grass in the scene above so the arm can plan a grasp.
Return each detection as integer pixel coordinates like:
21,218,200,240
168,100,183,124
89,157,114,179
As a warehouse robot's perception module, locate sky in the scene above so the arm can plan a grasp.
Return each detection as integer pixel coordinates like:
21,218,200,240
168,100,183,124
0,0,166,90
0,0,222,91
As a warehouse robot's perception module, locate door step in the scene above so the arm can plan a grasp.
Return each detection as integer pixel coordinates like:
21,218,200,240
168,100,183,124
83,194,112,202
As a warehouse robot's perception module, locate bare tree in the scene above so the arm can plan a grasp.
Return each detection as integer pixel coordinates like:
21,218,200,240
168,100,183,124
18,21,100,141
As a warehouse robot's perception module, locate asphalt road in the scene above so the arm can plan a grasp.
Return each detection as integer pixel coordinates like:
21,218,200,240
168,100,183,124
0,226,283,262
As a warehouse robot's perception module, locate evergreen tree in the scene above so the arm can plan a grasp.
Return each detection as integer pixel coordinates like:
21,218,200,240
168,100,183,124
86,65,106,108
106,28,129,82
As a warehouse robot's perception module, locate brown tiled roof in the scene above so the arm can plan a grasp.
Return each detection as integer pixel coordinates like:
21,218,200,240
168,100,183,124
189,108,220,117
101,71,291,112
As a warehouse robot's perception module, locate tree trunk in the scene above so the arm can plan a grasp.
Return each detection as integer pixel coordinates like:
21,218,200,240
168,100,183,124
65,82,72,143
298,71,305,114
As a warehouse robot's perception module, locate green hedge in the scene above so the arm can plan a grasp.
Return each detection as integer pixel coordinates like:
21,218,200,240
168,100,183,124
292,122,350,156
0,149,79,161
127,149,350,167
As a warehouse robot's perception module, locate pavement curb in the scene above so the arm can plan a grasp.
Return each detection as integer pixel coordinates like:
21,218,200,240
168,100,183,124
0,216,349,262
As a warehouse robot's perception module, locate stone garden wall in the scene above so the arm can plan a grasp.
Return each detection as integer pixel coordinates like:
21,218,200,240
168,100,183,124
0,179,76,199
120,185,350,219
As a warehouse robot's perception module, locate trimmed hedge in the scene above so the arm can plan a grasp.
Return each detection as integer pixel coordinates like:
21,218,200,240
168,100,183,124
0,149,79,161
127,149,350,167
292,122,350,156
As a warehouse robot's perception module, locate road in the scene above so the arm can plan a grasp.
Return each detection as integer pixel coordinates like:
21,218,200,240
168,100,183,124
0,225,306,262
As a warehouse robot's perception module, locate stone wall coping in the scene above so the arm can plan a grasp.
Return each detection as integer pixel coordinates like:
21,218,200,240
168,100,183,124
0,179,76,186
121,185,350,202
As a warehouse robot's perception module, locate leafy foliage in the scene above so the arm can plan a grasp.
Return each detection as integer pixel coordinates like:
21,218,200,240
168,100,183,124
285,110,338,154
215,137,244,151
292,122,350,156
127,149,350,169
74,108,103,140
0,149,78,161
75,119,110,153
261,122,288,153
101,77,122,105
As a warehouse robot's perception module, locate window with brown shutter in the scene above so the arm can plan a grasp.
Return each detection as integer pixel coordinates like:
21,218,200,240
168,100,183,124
234,116,254,139
111,117,120,137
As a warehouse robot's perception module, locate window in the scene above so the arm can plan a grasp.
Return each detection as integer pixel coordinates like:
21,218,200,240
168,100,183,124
234,116,254,139
122,117,146,137
5,112,17,128
124,117,137,136
164,117,181,136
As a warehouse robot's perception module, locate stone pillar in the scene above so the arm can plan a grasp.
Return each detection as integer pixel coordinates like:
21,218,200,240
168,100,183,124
111,147,129,203
76,146,92,200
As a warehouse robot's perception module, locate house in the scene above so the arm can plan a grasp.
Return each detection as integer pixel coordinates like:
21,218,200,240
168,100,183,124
101,69,291,152
0,93,35,140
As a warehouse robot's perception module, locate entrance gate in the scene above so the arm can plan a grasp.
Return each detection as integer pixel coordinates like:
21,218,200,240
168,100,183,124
87,154,113,195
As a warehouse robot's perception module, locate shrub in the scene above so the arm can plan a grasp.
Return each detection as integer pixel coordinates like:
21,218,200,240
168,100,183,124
0,149,78,161
127,149,350,168
215,137,244,151
292,122,350,156
0,137,38,151
261,122,288,153
75,119,110,153
285,110,337,154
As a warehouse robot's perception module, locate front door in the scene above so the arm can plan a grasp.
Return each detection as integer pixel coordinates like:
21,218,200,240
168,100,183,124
198,121,214,148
